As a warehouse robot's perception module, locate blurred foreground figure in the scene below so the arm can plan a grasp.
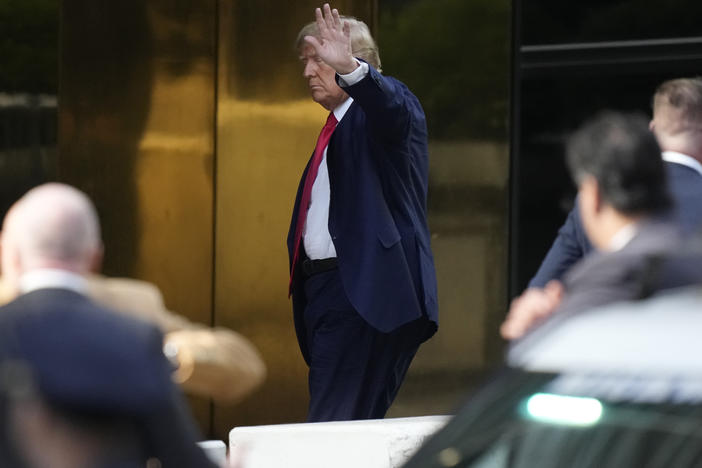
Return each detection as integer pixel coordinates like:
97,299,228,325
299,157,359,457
287,4,438,421
0,287,217,468
405,295,702,468
528,77,702,288
501,112,702,340
0,183,265,403
406,114,702,467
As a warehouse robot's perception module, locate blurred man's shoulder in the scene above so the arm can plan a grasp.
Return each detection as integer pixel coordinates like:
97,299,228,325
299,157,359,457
85,274,168,323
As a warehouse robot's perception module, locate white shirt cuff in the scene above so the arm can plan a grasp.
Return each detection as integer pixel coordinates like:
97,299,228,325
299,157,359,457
337,60,369,87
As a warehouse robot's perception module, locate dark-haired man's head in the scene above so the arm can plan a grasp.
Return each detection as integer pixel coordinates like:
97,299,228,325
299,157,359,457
567,112,671,250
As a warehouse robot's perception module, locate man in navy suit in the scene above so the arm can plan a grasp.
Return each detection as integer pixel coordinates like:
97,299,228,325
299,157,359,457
0,187,215,467
288,4,438,421
0,292,216,468
502,112,702,341
502,78,702,339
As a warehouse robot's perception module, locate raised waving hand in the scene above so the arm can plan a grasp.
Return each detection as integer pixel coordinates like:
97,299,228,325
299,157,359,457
304,4,359,75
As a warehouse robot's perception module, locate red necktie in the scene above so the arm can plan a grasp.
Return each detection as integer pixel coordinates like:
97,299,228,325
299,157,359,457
289,112,338,293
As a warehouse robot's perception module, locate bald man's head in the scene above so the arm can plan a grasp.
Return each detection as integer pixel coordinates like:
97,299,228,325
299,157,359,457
1,183,103,286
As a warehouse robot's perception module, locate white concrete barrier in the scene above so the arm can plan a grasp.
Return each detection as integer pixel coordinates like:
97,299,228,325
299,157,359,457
229,415,449,468
198,440,227,466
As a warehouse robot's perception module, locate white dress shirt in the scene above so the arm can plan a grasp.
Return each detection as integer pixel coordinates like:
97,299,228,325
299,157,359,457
662,151,702,176
607,222,638,252
19,268,87,294
303,61,369,260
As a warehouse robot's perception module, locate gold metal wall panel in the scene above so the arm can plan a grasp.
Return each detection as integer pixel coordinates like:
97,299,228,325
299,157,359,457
379,0,511,417
59,0,217,429
59,0,510,437
214,0,375,433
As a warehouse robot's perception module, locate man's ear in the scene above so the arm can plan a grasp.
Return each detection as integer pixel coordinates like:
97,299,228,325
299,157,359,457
89,243,104,273
580,175,602,214
591,178,603,214
0,231,24,283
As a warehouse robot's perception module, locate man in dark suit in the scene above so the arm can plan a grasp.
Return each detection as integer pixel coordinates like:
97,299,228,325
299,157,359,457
0,196,215,467
288,4,438,421
526,77,702,290
501,112,702,339
0,182,266,404
0,293,217,468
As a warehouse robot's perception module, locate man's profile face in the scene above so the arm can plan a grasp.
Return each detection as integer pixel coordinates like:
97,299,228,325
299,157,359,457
299,43,347,111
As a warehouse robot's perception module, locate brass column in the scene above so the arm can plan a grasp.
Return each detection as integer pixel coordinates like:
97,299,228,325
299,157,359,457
59,0,218,429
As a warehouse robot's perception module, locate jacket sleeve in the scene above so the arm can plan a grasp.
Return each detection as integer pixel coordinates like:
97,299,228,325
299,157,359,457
87,276,266,404
336,63,421,146
528,203,594,288
164,323,267,404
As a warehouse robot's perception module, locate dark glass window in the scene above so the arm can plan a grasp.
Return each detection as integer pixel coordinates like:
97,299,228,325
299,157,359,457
0,0,58,218
511,0,702,294
523,0,702,45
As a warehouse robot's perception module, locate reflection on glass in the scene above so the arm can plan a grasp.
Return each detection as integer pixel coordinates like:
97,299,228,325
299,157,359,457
522,0,702,45
512,0,702,293
379,0,510,416
55,0,511,435
60,0,217,432
0,0,58,218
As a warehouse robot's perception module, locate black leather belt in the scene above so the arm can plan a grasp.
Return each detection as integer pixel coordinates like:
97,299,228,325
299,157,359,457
302,258,338,277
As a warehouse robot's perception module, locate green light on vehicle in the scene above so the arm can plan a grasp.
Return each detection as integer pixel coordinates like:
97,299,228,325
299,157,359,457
526,393,603,426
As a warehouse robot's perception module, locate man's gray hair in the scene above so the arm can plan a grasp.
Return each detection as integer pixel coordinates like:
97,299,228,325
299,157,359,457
296,16,382,72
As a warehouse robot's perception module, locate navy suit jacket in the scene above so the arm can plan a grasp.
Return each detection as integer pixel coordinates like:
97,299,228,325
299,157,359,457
287,64,438,359
0,287,217,468
512,221,702,361
529,160,702,288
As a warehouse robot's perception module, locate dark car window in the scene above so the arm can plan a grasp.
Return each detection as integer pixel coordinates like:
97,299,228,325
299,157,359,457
403,368,702,468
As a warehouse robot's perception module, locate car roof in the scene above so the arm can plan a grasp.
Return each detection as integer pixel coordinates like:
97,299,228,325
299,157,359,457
508,286,702,377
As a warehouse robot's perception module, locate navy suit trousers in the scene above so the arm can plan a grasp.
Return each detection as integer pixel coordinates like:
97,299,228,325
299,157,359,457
303,268,428,422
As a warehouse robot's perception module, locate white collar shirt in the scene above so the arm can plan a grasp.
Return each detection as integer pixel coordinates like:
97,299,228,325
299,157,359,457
19,268,87,295
303,64,367,260
662,151,702,177
607,222,639,252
